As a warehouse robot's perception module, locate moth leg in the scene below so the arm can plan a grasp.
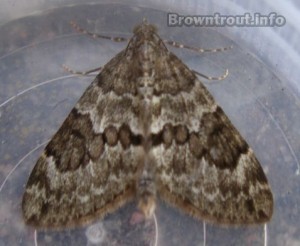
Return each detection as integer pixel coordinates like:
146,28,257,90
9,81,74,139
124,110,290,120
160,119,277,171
193,69,229,81
164,39,232,53
62,64,102,75
70,21,129,42
164,39,231,81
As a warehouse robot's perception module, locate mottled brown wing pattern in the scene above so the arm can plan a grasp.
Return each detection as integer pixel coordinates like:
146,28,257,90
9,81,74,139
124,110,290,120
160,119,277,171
150,53,273,224
22,51,145,228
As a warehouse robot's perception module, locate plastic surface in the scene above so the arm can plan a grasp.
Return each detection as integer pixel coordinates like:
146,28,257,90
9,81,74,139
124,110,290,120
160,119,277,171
0,2,299,246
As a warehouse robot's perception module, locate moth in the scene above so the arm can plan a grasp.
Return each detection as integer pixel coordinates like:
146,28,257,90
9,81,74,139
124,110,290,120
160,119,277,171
22,21,273,228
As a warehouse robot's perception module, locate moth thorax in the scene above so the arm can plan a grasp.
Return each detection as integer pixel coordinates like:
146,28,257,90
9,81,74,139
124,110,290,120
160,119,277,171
136,169,156,218
137,42,158,69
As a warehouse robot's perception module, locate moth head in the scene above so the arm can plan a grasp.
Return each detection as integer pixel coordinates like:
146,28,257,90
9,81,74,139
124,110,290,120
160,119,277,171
128,22,167,60
133,21,157,36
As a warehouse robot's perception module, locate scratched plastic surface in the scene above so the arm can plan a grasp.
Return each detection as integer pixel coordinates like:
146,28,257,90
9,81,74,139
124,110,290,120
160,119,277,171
0,3,300,246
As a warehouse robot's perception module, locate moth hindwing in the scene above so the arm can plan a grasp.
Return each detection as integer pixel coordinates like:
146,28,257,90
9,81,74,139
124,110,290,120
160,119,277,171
22,21,273,228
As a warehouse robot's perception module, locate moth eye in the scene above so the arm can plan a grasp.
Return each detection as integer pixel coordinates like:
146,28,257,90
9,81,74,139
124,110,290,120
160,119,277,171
175,125,188,144
104,126,118,146
162,123,174,147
